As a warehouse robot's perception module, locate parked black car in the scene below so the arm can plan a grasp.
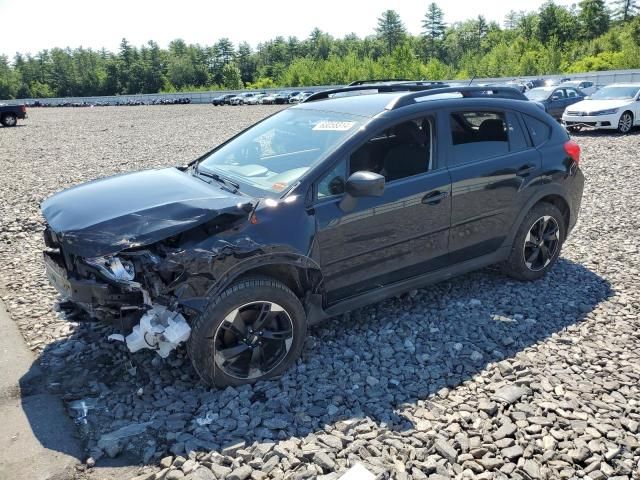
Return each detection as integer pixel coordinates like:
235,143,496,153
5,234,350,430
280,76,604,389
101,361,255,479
0,104,27,126
525,86,585,119
41,83,584,386
212,94,237,106
273,91,296,104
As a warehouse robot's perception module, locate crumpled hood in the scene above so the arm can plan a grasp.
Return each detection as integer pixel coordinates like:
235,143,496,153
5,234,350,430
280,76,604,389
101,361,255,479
42,167,250,257
566,99,633,113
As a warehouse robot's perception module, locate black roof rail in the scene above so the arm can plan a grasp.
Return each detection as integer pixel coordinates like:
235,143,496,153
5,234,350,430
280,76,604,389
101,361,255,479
348,79,412,86
302,82,451,103
385,86,529,110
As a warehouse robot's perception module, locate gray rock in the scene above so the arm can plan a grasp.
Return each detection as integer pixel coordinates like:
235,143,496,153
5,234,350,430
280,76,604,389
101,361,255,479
501,445,524,460
186,468,216,480
313,451,336,472
262,418,289,430
227,465,252,480
493,386,526,404
166,470,186,480
434,439,458,464
210,464,232,479
522,460,542,479
493,423,517,441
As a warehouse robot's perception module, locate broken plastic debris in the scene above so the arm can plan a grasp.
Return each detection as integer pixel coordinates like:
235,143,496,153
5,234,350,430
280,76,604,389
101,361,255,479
125,305,191,358
107,333,125,342
69,397,99,425
196,411,219,426
339,463,376,480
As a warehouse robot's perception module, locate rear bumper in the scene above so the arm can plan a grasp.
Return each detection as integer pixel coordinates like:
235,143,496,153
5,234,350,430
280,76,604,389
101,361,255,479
567,168,585,236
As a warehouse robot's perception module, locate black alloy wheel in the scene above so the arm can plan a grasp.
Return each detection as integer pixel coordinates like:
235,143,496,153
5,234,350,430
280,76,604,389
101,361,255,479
213,301,294,380
188,276,307,386
502,202,565,281
523,215,561,272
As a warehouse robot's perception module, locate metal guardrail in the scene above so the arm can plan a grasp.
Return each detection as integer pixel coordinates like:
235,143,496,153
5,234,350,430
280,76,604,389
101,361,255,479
3,69,640,105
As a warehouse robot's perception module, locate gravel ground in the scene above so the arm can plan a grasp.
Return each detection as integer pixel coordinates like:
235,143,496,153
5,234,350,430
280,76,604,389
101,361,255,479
1,106,639,480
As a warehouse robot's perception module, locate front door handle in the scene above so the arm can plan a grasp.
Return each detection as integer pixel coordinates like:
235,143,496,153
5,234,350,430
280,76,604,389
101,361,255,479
517,164,536,176
422,190,449,205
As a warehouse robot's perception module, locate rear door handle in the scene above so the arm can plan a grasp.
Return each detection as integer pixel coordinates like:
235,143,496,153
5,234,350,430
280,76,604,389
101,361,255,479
422,190,449,205
517,164,536,176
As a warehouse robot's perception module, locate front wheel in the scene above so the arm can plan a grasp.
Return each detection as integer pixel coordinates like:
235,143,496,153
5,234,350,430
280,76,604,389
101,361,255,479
188,276,307,387
502,202,566,281
0,113,17,127
617,111,633,134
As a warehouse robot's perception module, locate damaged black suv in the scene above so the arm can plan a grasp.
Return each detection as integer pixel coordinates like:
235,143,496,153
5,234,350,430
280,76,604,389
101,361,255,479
42,83,584,386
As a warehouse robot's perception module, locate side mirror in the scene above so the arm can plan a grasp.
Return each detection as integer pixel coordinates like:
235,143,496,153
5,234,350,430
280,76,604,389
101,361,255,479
339,171,385,212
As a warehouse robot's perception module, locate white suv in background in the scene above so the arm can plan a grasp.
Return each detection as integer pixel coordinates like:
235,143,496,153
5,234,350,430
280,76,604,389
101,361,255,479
562,84,640,134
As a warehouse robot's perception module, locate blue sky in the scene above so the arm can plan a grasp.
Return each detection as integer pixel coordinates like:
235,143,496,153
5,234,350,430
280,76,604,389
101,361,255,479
0,0,576,58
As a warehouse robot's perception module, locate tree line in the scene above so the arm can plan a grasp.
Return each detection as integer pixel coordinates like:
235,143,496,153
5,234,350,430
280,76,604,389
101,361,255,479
1,0,639,99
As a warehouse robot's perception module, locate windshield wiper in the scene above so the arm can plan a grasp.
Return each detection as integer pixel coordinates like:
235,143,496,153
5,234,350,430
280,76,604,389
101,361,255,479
193,165,240,193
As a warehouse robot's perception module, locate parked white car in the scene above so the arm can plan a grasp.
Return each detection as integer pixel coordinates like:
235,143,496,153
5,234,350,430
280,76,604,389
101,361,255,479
559,80,598,95
562,84,640,134
244,93,266,105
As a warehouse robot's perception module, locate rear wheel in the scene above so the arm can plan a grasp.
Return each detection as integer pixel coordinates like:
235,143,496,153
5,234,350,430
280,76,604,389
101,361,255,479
0,113,17,127
503,203,566,281
617,111,633,134
188,276,307,387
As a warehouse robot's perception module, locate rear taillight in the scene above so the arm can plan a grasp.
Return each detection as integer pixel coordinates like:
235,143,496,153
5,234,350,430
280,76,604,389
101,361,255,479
20,105,26,113
564,140,580,164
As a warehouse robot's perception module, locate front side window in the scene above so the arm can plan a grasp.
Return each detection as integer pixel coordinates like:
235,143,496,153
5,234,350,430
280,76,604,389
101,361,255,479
349,116,434,182
199,109,365,194
317,160,347,199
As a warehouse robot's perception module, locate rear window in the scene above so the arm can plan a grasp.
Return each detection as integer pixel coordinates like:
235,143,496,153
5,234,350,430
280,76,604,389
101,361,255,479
523,115,551,147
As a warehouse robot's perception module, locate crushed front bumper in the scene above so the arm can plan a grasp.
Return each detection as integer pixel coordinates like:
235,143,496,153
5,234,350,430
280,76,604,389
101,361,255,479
44,250,145,320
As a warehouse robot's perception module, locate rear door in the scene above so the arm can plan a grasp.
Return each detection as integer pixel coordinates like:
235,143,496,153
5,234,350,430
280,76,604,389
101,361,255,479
445,108,541,263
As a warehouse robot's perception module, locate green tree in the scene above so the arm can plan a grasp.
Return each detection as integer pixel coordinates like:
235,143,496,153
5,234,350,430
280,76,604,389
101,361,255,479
578,0,609,39
422,3,446,59
376,10,407,53
221,63,243,89
536,1,578,44
612,0,638,21
237,42,256,84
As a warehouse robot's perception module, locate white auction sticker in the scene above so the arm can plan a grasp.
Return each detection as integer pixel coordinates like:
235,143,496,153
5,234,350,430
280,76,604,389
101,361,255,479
313,120,355,131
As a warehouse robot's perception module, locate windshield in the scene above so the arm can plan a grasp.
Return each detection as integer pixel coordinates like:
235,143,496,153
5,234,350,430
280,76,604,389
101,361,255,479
525,89,551,101
590,86,640,100
198,109,364,194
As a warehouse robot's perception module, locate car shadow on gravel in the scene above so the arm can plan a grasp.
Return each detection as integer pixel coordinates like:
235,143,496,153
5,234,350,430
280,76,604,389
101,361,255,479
19,257,613,468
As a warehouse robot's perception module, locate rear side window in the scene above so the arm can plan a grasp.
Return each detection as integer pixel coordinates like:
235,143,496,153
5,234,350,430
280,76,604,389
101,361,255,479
506,112,529,152
523,115,551,146
449,111,509,165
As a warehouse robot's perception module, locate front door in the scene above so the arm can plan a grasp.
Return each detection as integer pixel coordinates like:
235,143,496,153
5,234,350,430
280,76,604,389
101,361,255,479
312,115,452,303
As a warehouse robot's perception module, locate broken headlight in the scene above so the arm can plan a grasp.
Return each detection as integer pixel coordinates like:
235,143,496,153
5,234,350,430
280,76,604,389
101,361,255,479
84,256,135,282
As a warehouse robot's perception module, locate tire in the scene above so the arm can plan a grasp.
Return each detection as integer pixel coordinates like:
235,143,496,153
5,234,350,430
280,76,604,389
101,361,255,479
188,276,307,387
617,111,633,134
502,202,566,281
1,113,17,127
